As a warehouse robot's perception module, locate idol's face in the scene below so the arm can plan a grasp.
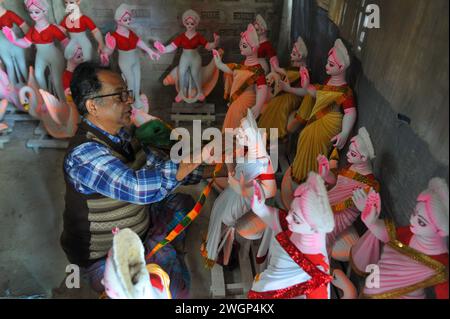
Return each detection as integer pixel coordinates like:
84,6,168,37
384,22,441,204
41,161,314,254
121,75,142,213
239,37,253,56
253,21,265,36
286,199,316,235
28,4,46,22
346,140,366,165
409,201,437,237
325,51,344,76
183,19,197,32
118,12,132,27
72,47,84,64
290,47,302,63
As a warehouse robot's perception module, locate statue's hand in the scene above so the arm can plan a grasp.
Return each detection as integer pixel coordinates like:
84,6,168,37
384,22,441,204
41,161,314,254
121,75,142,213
266,72,280,87
2,26,16,43
352,188,368,212
331,132,349,150
317,154,330,179
278,79,291,93
212,49,222,64
300,66,310,89
100,52,110,66
154,41,166,54
213,33,220,46
361,189,381,225
105,32,116,50
251,180,267,213
147,50,160,61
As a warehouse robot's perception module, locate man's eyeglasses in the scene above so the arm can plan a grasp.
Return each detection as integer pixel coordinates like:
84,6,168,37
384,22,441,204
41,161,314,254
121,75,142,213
91,90,134,103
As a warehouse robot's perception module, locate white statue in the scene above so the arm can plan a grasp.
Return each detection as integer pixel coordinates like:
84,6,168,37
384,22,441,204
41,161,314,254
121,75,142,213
154,9,220,103
0,0,29,85
248,172,334,299
60,0,107,63
102,228,172,299
202,109,277,267
3,0,69,102
102,4,160,109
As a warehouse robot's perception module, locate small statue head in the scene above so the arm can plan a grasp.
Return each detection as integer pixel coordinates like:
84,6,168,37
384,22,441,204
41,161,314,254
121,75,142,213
102,228,160,299
287,172,334,235
64,39,84,64
240,23,259,56
182,9,200,31
291,36,308,63
253,14,268,37
326,39,350,76
115,4,133,27
347,127,375,165
411,178,449,238
24,0,49,20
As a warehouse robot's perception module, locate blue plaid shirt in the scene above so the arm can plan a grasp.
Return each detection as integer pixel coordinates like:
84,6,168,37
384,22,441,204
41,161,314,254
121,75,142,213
64,119,203,205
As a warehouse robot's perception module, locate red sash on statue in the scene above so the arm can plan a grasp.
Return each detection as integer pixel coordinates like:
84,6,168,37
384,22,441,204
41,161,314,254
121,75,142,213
248,211,333,299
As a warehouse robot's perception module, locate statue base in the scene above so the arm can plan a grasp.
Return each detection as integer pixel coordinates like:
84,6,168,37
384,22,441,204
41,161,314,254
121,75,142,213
171,102,216,127
26,123,69,153
210,235,260,299
0,134,10,150
4,106,38,130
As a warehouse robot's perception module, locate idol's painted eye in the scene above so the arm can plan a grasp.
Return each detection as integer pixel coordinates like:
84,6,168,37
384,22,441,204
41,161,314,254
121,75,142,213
292,213,301,224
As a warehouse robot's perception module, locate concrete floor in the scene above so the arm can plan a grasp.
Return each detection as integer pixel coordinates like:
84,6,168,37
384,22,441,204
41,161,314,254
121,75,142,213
0,115,222,299
0,119,68,298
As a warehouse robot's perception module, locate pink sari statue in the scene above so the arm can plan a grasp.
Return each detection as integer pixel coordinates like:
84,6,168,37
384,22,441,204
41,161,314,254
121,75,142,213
280,39,357,184
102,228,171,299
213,24,268,130
248,172,334,299
3,0,69,102
316,127,380,257
350,179,449,299
155,9,221,104
0,1,29,86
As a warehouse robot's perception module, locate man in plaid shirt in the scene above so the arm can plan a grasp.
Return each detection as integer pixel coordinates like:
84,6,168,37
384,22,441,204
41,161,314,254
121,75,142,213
61,62,214,299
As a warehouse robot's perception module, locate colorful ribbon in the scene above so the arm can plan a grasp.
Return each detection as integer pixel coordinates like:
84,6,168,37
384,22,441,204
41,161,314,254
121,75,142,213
146,164,223,260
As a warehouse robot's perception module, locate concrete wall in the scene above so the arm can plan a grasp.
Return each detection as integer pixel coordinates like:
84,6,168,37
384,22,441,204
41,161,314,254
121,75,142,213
1,0,283,116
291,0,449,226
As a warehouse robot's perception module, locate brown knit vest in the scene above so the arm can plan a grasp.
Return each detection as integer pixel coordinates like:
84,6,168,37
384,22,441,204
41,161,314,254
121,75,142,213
61,121,149,267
